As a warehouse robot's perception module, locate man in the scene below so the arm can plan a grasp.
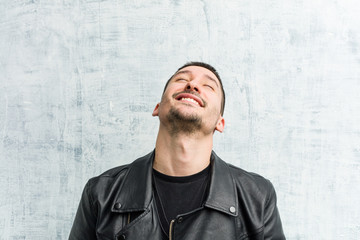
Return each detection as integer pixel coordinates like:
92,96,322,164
69,62,285,240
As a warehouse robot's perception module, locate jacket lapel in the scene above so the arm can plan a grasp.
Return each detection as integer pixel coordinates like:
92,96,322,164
204,151,239,217
111,151,154,213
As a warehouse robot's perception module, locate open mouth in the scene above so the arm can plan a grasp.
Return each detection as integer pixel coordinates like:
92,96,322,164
175,93,204,107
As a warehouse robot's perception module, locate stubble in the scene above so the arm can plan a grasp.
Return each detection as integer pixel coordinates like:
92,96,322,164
166,107,202,136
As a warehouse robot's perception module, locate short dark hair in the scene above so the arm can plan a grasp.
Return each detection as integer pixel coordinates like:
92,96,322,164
162,62,225,115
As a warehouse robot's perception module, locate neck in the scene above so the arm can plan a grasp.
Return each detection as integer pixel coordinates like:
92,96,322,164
153,125,213,176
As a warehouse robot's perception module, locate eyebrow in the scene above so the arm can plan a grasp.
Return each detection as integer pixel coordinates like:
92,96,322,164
173,70,219,87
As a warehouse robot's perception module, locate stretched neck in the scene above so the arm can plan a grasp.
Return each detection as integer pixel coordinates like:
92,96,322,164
153,125,213,176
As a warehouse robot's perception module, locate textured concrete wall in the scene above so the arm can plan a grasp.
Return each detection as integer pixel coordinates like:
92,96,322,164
1,0,359,239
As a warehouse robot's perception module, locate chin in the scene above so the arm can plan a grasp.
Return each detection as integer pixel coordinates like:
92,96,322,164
171,106,201,121
165,107,203,135
172,111,200,123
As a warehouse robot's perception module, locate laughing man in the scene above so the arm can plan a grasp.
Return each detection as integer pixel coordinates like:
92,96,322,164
69,62,285,240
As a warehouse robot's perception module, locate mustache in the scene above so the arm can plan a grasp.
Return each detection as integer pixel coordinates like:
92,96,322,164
172,90,206,107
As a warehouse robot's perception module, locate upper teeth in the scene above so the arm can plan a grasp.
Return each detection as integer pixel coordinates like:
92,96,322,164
181,97,199,106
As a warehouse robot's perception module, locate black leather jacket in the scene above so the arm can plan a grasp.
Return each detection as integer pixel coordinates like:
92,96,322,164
69,151,285,240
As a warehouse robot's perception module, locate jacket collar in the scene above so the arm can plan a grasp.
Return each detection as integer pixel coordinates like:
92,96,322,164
111,150,238,217
205,151,238,216
111,151,154,213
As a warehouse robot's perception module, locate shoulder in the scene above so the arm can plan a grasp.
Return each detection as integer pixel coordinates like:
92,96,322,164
225,161,276,205
228,163,273,191
85,151,153,199
84,164,130,201
88,151,153,183
93,164,130,180
212,151,276,200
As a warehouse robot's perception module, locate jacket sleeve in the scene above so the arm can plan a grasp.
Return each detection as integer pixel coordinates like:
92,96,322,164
264,180,286,240
69,180,98,240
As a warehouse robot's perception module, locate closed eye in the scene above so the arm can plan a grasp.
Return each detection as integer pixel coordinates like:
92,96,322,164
175,78,188,82
204,84,214,90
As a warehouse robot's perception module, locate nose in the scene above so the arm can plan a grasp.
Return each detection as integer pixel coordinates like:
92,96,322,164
186,81,199,92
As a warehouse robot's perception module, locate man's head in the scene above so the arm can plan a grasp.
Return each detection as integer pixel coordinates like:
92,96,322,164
162,62,225,116
153,62,225,136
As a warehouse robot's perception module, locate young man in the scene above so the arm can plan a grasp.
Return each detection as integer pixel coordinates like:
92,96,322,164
69,62,285,240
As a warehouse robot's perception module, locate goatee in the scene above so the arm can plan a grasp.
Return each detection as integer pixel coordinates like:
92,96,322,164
166,107,202,135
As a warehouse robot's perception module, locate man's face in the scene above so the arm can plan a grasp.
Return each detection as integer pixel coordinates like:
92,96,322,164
153,66,225,135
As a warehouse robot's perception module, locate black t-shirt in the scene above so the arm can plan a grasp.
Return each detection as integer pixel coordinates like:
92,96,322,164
152,164,211,238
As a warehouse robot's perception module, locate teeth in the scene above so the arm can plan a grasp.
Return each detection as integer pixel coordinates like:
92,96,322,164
181,97,199,106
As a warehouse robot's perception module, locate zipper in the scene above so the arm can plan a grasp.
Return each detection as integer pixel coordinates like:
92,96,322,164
169,219,175,240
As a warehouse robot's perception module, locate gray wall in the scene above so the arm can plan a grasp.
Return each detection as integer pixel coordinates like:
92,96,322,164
1,0,359,239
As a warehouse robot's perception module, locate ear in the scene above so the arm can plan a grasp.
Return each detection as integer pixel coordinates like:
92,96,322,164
152,103,160,116
215,116,225,133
